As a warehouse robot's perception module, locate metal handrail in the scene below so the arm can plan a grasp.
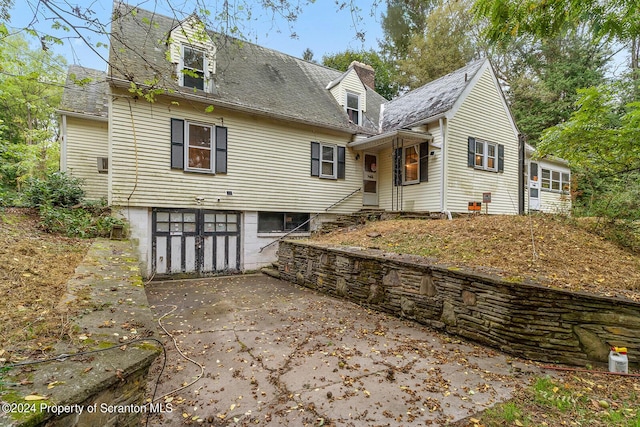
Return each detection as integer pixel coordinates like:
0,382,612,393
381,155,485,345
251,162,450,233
258,187,362,253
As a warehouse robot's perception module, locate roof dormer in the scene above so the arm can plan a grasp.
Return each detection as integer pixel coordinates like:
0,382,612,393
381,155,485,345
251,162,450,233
168,15,216,93
327,62,372,126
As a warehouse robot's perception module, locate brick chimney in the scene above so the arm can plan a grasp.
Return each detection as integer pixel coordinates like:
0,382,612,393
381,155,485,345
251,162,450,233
350,61,375,90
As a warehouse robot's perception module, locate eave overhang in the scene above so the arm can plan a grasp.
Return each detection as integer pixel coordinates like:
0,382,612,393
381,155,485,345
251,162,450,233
108,76,361,136
348,129,434,151
57,109,109,122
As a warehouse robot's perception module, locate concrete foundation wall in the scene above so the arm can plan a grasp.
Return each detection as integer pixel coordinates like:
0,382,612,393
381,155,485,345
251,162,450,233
116,206,151,276
278,241,640,367
118,208,335,276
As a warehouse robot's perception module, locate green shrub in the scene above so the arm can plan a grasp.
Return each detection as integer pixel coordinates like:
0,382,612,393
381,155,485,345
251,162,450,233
23,172,85,208
38,205,127,238
0,187,20,207
95,214,127,237
39,205,94,237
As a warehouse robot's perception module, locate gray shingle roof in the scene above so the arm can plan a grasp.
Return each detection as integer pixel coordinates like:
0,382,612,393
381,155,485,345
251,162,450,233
381,59,486,131
108,3,383,134
59,65,109,118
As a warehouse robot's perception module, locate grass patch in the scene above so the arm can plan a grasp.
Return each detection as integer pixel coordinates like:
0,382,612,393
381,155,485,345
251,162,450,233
476,372,640,427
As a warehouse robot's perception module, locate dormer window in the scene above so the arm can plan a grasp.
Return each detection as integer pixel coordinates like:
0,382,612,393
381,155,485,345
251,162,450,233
182,46,205,90
346,92,361,125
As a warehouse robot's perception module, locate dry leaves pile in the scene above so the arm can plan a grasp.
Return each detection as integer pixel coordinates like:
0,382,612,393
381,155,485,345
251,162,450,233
311,214,640,302
0,209,90,356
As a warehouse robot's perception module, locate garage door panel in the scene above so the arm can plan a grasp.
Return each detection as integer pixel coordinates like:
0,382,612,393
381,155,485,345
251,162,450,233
153,209,240,276
155,236,168,274
184,235,197,272
228,236,238,270
216,235,227,270
203,235,215,271
169,236,183,273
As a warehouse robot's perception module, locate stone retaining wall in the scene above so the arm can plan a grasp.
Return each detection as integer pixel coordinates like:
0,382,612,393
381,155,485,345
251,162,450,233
278,241,640,367
0,240,160,427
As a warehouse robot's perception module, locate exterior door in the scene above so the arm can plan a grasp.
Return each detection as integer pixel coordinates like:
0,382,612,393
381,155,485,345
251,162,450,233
152,209,241,276
363,153,378,206
529,162,541,211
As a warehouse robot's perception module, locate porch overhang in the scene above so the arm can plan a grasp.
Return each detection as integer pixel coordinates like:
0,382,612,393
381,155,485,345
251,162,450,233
349,129,433,152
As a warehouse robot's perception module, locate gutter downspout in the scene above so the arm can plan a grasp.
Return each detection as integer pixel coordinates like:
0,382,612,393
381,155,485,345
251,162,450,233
518,134,525,214
439,118,447,215
60,114,67,172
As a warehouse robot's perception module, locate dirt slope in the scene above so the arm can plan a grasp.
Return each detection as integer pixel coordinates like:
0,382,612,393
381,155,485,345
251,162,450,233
310,214,640,302
0,209,90,355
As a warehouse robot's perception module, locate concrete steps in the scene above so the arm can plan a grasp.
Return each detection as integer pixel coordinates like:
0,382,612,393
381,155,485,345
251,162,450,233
317,209,446,234
261,262,280,279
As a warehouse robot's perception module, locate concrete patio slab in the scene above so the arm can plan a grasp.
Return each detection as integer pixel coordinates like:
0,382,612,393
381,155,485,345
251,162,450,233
144,274,542,426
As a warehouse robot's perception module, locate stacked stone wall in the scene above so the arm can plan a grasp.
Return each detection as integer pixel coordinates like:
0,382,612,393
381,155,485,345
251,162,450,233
278,241,640,366
0,240,160,427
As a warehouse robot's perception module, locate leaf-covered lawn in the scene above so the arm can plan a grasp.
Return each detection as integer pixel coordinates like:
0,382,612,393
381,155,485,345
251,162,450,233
0,209,90,359
311,214,640,302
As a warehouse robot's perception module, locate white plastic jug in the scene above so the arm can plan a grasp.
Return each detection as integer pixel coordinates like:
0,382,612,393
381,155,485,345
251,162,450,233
608,347,629,374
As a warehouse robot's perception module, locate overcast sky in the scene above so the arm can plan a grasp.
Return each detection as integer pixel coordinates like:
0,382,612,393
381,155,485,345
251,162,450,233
9,0,385,71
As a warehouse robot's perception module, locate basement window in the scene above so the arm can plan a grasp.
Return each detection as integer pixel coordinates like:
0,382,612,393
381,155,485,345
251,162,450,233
258,212,310,233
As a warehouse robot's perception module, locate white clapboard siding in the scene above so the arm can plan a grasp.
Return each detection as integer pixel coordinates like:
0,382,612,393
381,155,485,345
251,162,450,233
375,125,442,212
329,69,367,113
540,191,571,213
109,92,362,214
64,116,108,201
445,66,520,215
168,16,216,74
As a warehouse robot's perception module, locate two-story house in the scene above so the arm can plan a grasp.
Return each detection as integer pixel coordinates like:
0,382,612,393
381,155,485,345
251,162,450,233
58,2,569,278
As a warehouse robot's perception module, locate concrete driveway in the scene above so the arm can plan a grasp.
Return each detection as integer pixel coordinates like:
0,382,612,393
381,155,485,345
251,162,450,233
144,274,542,426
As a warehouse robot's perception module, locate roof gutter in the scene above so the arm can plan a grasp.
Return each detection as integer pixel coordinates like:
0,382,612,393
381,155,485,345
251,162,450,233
56,109,109,122
348,129,433,151
108,77,359,136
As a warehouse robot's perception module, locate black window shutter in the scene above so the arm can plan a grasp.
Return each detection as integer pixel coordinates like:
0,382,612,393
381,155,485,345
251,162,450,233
393,147,402,186
467,137,475,168
310,142,320,176
171,118,184,169
215,126,228,174
419,142,429,182
498,144,505,172
530,161,538,180
337,146,346,179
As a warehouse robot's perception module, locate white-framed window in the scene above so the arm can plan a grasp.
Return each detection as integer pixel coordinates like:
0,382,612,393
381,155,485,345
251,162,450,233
181,46,205,90
474,139,498,171
320,144,337,178
403,145,419,184
171,118,227,174
185,122,214,172
346,92,361,125
310,142,345,180
394,142,429,186
541,168,570,193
